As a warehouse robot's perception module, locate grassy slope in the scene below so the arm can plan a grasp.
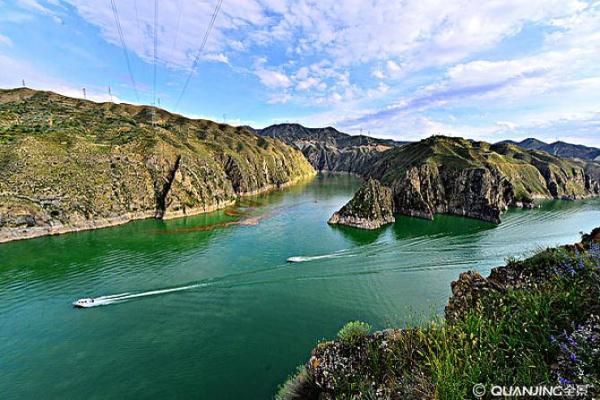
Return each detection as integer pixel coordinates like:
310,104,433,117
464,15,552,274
0,88,314,234
372,136,595,202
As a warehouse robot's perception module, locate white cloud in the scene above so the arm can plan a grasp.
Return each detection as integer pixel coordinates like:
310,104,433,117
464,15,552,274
386,60,403,75
371,67,385,79
0,33,13,47
203,53,230,64
296,76,320,91
255,68,291,88
267,92,292,104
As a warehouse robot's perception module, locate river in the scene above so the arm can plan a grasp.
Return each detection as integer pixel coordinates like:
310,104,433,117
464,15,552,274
1,174,599,399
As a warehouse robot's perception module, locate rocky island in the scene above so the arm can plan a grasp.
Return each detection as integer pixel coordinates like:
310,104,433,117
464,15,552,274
0,88,315,242
328,178,395,229
330,135,600,228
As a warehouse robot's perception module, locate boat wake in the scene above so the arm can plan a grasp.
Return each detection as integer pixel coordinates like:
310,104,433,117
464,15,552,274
74,284,207,308
287,253,353,263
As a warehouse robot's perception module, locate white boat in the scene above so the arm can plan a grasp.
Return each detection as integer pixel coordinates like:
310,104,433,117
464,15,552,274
73,298,96,308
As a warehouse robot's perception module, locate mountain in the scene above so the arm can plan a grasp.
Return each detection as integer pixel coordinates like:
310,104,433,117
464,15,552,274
499,138,600,160
0,88,315,242
542,141,600,160
332,136,599,226
256,123,405,174
500,137,547,150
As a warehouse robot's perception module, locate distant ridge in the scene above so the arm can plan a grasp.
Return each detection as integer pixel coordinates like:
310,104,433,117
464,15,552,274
257,123,406,147
255,123,408,174
498,138,600,161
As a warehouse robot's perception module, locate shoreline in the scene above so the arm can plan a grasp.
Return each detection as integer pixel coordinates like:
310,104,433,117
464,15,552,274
0,173,316,244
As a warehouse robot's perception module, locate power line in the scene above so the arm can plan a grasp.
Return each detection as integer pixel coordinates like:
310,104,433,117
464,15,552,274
172,0,184,52
133,0,140,33
109,0,139,102
153,0,158,107
152,0,158,128
174,0,224,110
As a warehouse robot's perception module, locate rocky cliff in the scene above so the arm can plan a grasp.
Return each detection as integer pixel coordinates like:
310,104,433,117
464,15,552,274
328,178,395,229
0,88,315,242
257,123,403,174
356,136,599,225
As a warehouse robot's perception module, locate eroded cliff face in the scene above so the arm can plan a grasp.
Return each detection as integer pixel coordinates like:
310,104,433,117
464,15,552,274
386,164,514,223
332,136,600,228
0,88,315,242
328,178,395,229
298,142,386,175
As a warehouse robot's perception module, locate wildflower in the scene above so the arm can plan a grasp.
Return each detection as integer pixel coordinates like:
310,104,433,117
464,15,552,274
559,376,572,385
569,352,577,363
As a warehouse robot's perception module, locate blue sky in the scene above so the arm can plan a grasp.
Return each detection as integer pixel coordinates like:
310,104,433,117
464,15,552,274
1,0,599,146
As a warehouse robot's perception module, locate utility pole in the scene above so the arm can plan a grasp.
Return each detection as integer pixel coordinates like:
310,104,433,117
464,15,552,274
82,88,87,99
22,79,26,87
108,86,113,102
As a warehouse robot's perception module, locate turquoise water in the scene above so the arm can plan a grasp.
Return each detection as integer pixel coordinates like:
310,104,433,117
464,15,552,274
1,174,599,399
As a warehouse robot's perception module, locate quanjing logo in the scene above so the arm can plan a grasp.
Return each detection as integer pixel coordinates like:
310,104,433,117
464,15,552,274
472,383,486,398
472,383,591,398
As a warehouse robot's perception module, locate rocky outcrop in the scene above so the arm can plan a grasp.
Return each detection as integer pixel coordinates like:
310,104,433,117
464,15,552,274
256,123,403,174
328,179,395,229
360,136,599,226
0,88,316,242
281,228,600,400
386,163,513,224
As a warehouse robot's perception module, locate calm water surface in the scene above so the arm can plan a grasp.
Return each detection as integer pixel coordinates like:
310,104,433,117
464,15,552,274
1,174,599,399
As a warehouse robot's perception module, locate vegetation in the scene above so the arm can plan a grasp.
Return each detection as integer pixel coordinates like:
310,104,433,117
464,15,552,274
280,235,600,399
372,135,598,202
0,88,315,239
337,321,372,345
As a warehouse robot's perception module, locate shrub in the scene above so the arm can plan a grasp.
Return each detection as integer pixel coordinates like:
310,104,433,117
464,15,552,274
337,321,371,345
257,137,270,149
275,365,319,400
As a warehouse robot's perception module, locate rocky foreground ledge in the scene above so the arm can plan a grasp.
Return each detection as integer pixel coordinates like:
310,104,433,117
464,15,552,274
277,228,600,399
328,178,395,230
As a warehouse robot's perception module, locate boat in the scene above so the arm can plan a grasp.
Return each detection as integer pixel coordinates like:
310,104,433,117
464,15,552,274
73,298,96,308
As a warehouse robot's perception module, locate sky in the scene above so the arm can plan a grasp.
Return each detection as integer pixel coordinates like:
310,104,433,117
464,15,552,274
0,0,599,146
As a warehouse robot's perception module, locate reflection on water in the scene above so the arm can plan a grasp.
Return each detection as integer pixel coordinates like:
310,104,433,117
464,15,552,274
0,173,599,400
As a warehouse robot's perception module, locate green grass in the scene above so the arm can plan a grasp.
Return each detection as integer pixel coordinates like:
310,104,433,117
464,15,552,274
337,321,371,345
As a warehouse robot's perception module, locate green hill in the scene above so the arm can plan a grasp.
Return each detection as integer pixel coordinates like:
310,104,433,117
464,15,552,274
366,136,599,223
0,88,315,242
